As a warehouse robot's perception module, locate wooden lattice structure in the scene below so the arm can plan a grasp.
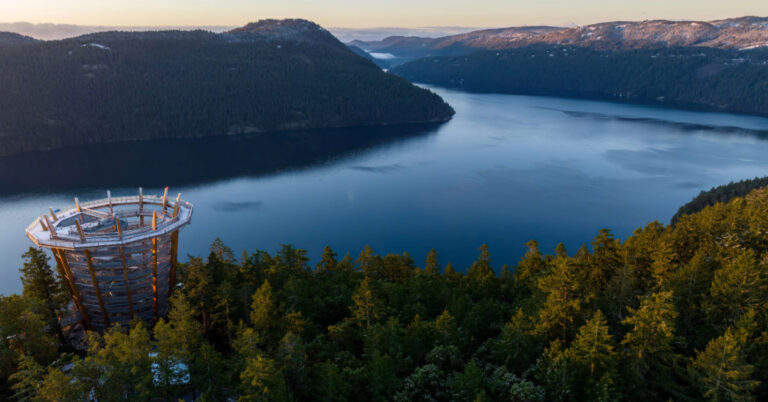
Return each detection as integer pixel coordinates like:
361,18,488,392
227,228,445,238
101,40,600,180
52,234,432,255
26,188,193,330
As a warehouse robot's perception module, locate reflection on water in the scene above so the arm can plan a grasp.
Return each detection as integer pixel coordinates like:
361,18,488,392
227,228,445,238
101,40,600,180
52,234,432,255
0,124,441,195
2,87,768,294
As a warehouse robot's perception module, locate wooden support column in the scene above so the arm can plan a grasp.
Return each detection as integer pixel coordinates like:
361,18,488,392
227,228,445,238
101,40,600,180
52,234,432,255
115,218,134,319
107,190,113,215
43,215,57,240
162,187,169,214
119,248,135,320
173,194,181,218
48,208,58,221
169,230,179,295
139,187,144,227
168,194,182,295
75,220,86,242
151,211,159,323
53,249,91,329
84,250,110,327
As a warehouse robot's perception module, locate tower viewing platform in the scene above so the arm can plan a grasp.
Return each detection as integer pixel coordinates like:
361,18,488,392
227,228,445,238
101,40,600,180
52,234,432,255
26,187,193,330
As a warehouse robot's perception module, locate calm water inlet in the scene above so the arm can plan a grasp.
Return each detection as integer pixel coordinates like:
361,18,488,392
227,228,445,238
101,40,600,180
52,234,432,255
2,86,768,294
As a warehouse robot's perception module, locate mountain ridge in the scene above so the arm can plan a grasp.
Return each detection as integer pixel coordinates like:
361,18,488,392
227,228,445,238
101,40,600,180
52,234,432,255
0,31,38,45
353,16,768,65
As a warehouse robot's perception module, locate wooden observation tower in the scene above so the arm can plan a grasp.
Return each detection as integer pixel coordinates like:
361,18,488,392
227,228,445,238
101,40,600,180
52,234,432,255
26,187,193,330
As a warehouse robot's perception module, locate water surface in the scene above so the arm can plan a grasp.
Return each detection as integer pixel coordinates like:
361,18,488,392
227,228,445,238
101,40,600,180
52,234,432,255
2,87,768,294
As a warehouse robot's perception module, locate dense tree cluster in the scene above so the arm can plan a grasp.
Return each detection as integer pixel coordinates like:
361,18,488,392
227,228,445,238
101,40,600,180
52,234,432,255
392,46,768,117
3,188,768,400
0,25,453,157
673,176,768,224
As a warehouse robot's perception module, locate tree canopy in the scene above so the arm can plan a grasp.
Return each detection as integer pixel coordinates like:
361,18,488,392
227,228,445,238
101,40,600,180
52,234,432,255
3,187,768,400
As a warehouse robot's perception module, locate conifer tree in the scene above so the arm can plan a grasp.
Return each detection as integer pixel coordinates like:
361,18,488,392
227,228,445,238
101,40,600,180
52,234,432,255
435,310,458,346
514,240,548,299
443,263,460,284
183,256,215,334
534,339,571,401
425,249,440,277
240,352,289,401
707,249,767,328
154,293,206,397
535,256,583,342
567,310,618,401
555,243,568,258
250,280,277,338
621,291,680,399
335,252,356,274
357,245,381,277
467,244,494,283
650,241,678,290
72,320,154,400
588,229,621,291
622,291,678,359
37,366,79,402
689,327,758,401
19,248,66,330
9,354,44,402
312,361,351,402
317,246,338,273
0,295,57,365
351,276,381,329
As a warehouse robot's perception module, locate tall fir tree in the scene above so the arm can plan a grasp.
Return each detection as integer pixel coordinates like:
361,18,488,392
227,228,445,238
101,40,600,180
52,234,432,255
351,276,382,329
535,256,584,342
689,327,759,401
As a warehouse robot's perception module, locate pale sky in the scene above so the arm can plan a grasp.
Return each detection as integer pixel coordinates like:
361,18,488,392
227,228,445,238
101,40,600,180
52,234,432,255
2,0,767,28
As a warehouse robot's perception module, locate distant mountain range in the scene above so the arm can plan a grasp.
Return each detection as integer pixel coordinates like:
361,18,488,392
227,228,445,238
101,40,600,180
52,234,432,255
0,22,235,40
0,19,454,157
352,17,768,66
0,21,481,43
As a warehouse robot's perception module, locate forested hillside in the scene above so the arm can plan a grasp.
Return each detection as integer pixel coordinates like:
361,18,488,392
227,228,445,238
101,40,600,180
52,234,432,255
673,176,768,223
0,19,454,157
392,46,768,117
3,187,768,400
0,32,37,45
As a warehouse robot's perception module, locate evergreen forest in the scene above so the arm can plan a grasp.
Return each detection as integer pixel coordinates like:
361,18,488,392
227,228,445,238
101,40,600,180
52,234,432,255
3,188,768,401
391,46,768,117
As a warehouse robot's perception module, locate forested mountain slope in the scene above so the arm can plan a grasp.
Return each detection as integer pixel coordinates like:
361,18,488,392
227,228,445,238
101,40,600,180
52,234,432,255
0,19,454,156
392,46,768,116
0,32,38,45
3,187,768,400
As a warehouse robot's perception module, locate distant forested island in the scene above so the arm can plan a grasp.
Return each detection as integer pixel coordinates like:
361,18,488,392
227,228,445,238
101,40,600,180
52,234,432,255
392,46,768,117
3,186,768,400
0,19,454,157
